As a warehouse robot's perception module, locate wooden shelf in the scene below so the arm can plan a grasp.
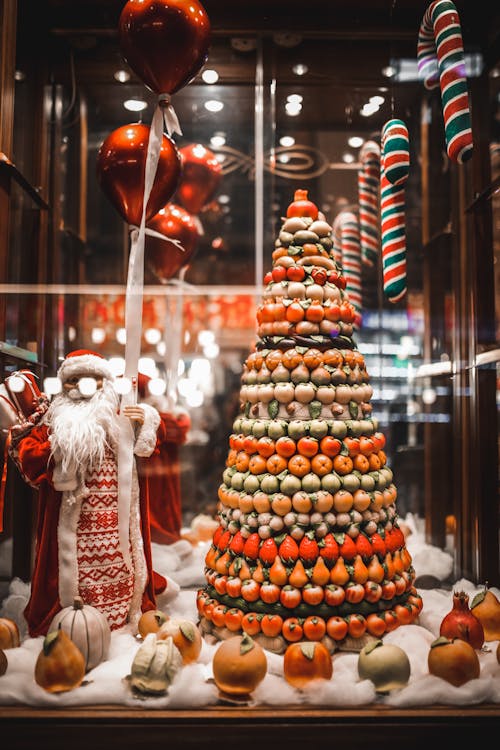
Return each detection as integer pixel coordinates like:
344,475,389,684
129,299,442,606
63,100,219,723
2,703,500,749
0,152,49,210
0,341,39,365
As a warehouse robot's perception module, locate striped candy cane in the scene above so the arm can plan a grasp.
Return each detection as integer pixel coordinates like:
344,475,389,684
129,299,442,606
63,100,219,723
358,140,381,267
332,208,362,326
417,0,473,164
380,119,410,304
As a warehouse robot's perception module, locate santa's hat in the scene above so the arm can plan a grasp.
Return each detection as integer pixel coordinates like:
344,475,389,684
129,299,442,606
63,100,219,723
57,349,113,384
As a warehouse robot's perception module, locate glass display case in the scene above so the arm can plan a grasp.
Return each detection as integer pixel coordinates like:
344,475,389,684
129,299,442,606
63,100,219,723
0,0,499,744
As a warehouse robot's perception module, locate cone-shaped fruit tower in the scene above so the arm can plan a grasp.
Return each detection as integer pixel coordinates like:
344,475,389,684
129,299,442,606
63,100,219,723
197,190,423,654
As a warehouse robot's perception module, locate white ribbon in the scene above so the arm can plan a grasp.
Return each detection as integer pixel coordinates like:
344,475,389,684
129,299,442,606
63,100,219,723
158,93,182,137
163,267,188,410
117,102,165,573
129,224,186,253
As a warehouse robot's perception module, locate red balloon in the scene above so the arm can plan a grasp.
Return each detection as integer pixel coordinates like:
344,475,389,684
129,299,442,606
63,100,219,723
96,123,181,226
118,0,211,96
146,203,199,282
176,143,222,215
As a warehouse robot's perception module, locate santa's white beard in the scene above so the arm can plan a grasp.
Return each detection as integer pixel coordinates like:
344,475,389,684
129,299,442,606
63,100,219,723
45,381,120,474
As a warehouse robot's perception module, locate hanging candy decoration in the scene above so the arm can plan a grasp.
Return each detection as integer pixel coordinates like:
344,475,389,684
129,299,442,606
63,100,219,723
119,0,211,138
96,123,181,226
417,0,473,164
332,208,362,328
357,140,381,267
380,118,410,304
146,203,200,283
175,144,222,215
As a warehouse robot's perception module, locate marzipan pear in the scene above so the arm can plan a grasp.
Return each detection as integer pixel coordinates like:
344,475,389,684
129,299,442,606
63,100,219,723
470,587,500,642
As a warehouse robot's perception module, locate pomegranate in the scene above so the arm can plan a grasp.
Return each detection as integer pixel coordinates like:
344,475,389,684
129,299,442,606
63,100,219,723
439,590,484,649
286,189,319,220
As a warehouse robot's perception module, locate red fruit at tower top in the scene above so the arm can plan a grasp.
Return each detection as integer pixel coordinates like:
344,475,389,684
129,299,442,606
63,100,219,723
286,189,319,220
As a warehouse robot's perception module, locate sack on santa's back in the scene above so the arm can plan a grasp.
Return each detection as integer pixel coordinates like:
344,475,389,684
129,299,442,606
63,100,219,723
1,370,42,427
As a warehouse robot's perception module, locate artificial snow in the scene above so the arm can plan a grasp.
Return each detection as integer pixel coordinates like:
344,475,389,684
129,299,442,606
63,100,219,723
0,519,499,710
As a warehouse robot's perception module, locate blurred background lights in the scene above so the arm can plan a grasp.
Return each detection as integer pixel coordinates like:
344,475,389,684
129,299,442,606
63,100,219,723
114,69,130,83
113,377,132,395
43,377,62,396
78,377,98,397
210,133,226,148
198,329,215,347
348,136,364,148
148,378,167,396
116,328,127,345
280,136,295,147
91,327,106,344
204,99,224,112
138,357,158,379
108,357,126,377
201,68,219,84
203,342,220,359
7,375,26,393
144,328,162,345
292,63,308,76
124,98,148,112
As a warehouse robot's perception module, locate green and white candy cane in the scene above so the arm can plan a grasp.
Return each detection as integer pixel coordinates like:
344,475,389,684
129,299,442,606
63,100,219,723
358,140,381,267
417,0,473,164
380,119,409,304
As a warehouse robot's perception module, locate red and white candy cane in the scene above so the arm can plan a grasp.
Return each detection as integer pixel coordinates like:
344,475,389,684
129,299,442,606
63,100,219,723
417,0,473,163
380,119,410,303
332,208,362,327
358,140,381,267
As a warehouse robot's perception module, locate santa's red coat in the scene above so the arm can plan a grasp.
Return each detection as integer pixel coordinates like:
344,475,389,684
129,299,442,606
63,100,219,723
10,421,167,637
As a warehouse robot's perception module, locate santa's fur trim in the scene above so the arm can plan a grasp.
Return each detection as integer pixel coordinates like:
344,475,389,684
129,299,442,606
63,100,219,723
134,403,161,456
57,353,113,384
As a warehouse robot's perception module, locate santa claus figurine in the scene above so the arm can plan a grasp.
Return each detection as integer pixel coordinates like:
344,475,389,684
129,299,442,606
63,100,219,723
8,349,167,637
136,373,190,545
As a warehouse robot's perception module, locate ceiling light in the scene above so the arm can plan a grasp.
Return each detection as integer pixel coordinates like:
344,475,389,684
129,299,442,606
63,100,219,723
287,94,303,105
279,154,290,163
342,152,355,163
204,99,224,112
280,136,295,147
114,69,130,83
360,102,379,117
348,136,364,148
382,64,397,78
285,101,302,116
202,69,219,84
218,194,230,204
210,133,226,148
292,63,308,76
370,95,385,106
124,98,148,112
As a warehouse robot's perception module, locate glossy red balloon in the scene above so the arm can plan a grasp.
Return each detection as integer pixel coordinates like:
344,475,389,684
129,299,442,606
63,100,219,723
146,202,199,282
118,0,211,96
96,123,181,226
175,143,222,215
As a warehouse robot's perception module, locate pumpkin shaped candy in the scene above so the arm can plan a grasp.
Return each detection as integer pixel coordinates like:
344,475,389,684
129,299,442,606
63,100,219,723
0,617,20,649
49,596,111,672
